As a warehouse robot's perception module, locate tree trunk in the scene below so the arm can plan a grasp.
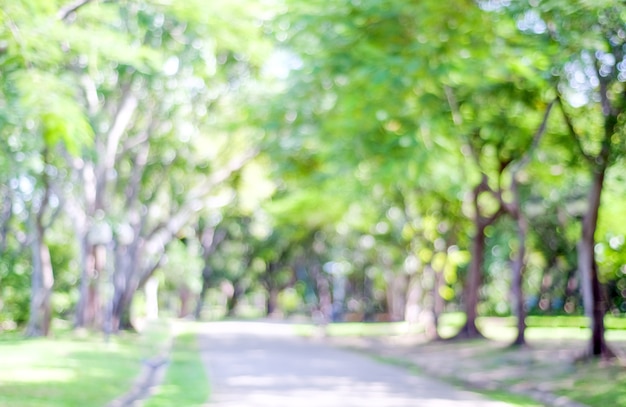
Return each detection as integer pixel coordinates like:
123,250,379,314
266,288,279,316
226,280,244,317
579,169,613,358
179,285,192,318
194,265,212,320
26,227,54,337
110,244,140,332
310,263,332,322
111,286,136,332
511,215,528,346
74,235,91,328
432,265,445,340
386,272,407,322
27,159,55,337
77,243,104,328
509,176,529,347
194,227,225,320
455,221,486,339
404,273,423,327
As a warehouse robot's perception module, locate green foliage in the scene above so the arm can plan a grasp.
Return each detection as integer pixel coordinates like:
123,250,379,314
0,0,625,344
0,251,30,326
161,239,203,294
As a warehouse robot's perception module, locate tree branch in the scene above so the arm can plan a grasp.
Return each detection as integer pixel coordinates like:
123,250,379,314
514,99,556,171
143,148,259,255
58,0,94,21
556,94,594,164
444,85,462,126
123,139,151,210
105,88,138,172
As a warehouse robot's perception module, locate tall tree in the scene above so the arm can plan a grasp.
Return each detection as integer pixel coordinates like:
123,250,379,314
53,0,269,331
2,0,93,336
529,0,626,358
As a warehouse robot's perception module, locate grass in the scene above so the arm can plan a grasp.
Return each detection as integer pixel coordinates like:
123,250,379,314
0,330,143,407
313,314,626,407
143,323,209,407
292,321,423,337
473,389,544,407
551,359,626,406
368,354,543,407
436,313,626,342
292,314,626,343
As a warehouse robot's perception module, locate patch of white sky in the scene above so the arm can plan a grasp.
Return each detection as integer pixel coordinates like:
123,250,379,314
498,2,626,108
262,48,303,80
478,0,512,12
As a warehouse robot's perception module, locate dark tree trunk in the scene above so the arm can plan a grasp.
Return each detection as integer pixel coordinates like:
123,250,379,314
226,281,244,317
266,288,279,316
455,222,486,339
452,174,504,340
194,265,212,320
111,285,137,333
511,223,528,346
510,178,528,347
579,169,613,358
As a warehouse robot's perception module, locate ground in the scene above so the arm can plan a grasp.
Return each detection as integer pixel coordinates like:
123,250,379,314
197,320,517,407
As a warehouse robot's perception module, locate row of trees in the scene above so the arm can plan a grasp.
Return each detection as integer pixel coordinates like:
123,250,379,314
261,0,626,357
0,0,625,359
0,0,269,334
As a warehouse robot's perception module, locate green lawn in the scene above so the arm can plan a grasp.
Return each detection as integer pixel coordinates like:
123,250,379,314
293,313,626,341
0,320,173,407
434,312,626,341
0,333,142,407
144,323,209,407
293,320,424,337
300,314,626,407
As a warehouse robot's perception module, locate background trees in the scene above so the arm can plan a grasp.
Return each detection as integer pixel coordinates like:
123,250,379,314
0,0,625,360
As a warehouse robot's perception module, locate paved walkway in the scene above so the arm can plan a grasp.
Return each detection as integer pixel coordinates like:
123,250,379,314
198,321,515,407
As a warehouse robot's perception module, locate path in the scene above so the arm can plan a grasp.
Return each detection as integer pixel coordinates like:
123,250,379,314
198,321,514,407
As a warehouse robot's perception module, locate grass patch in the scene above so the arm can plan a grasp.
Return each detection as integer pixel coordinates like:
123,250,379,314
436,313,626,342
473,389,543,407
325,315,626,407
292,321,423,337
293,313,626,340
325,321,422,337
368,354,542,407
551,359,626,406
0,330,143,407
143,324,209,407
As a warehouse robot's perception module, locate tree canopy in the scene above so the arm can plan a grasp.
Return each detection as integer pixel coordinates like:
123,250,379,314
0,0,625,358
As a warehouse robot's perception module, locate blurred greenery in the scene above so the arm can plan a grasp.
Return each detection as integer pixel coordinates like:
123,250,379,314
0,0,624,386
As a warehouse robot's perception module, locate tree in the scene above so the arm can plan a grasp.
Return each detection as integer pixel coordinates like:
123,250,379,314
529,0,626,358
1,0,93,336
47,0,270,331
